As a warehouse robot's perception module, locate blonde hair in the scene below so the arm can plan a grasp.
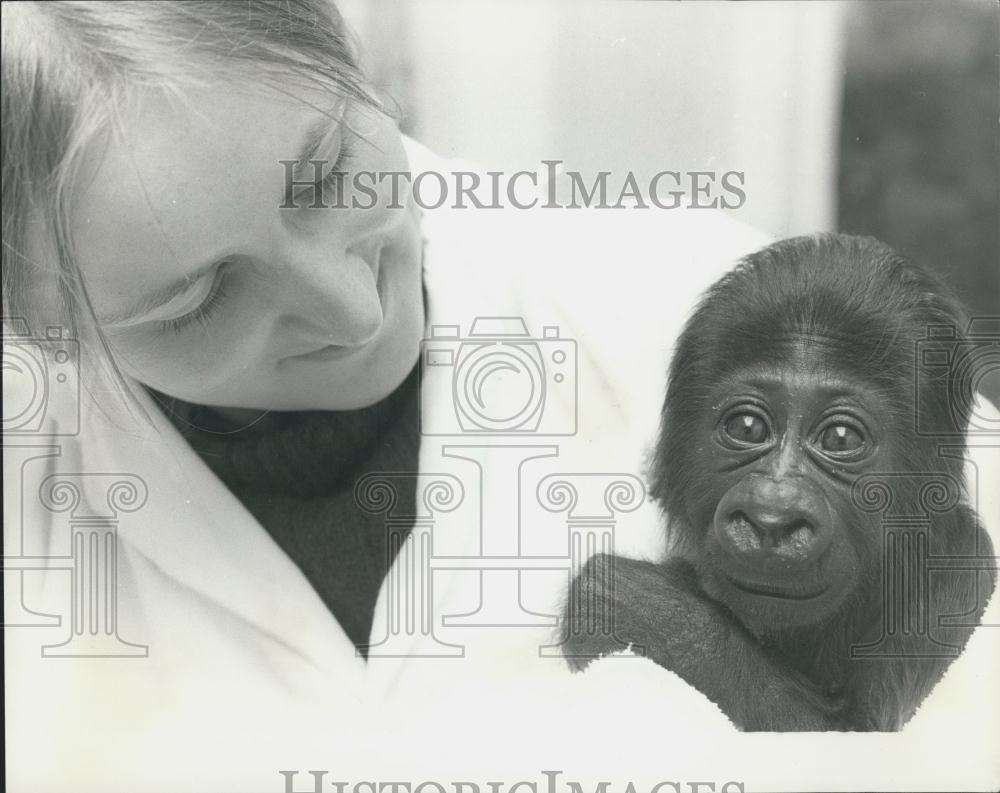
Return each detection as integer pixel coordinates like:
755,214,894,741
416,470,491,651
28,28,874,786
2,0,374,410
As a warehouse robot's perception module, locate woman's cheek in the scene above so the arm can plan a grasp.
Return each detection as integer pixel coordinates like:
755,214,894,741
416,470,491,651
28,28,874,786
104,311,265,396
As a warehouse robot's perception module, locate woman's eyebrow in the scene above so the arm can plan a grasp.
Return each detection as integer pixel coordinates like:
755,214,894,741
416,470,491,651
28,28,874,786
100,262,217,326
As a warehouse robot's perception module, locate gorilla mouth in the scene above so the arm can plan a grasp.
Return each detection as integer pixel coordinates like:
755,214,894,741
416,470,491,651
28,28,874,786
727,577,828,601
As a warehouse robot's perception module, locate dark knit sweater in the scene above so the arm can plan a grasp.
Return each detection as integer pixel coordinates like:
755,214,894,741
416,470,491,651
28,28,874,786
150,365,420,655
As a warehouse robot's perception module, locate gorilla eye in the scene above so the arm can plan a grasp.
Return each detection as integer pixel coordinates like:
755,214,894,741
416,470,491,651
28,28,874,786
818,423,864,454
722,412,771,446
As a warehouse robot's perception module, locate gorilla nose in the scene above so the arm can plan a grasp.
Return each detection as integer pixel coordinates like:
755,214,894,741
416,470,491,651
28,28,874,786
726,511,817,557
714,475,832,563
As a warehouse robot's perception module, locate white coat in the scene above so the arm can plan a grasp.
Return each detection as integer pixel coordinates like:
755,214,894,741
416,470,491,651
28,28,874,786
5,140,999,792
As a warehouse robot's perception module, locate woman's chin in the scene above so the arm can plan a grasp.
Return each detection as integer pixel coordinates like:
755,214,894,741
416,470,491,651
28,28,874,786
289,336,421,411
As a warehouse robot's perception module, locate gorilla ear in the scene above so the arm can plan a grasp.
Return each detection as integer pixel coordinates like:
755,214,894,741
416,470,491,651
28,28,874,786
649,361,712,521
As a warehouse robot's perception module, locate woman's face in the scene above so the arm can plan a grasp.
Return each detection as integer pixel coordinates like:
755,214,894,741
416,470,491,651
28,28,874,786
70,82,424,411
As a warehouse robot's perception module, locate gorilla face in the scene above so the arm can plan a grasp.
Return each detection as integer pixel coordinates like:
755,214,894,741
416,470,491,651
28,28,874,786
689,361,892,636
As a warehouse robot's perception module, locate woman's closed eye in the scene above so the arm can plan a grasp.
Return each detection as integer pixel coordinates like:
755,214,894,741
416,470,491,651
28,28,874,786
292,137,356,207
155,265,231,334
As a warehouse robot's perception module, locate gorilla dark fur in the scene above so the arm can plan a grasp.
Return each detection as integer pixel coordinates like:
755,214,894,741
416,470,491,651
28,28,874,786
563,233,996,731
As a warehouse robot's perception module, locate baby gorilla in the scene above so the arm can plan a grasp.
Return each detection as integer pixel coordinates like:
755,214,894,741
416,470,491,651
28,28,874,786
563,233,996,731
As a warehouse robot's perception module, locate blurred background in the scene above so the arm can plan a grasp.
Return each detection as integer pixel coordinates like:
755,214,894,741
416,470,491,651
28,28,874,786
339,0,999,403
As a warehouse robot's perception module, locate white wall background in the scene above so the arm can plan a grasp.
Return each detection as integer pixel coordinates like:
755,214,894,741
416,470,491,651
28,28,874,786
339,0,847,238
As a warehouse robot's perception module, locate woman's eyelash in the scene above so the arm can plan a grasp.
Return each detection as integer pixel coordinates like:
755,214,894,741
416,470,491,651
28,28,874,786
158,269,230,335
326,138,354,180
294,137,355,203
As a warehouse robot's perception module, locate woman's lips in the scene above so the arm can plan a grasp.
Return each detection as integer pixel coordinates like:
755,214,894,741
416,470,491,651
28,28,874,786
289,343,364,362
375,251,388,313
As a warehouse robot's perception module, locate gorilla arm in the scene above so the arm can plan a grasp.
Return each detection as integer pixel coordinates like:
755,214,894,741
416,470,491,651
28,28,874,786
562,554,850,731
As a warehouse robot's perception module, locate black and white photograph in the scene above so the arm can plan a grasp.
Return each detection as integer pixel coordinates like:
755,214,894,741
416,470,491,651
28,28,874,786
3,1,999,791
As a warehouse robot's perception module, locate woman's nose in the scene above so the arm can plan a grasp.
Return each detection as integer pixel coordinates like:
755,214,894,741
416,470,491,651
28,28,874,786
346,233,383,277
275,239,384,349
